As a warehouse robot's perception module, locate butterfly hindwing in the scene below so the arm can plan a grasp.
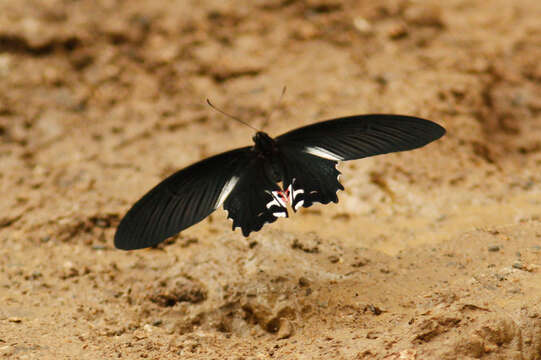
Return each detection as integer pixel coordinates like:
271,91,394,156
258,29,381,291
114,147,253,250
223,158,288,236
279,146,344,209
276,114,446,161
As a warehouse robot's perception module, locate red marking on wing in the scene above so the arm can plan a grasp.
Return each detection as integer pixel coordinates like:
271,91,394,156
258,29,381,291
277,190,290,204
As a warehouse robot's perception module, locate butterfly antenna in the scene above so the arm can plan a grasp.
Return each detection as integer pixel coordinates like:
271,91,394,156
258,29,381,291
206,99,260,132
265,86,287,126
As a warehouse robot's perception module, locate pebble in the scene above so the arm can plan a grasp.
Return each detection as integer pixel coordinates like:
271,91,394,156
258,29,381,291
328,255,340,264
386,23,408,39
488,245,500,252
353,18,372,34
276,319,294,340
133,329,147,340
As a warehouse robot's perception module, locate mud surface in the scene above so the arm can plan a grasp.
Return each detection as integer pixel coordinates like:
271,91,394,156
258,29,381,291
1,1,541,359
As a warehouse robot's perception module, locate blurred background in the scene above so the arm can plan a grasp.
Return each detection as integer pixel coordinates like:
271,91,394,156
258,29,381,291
1,0,540,358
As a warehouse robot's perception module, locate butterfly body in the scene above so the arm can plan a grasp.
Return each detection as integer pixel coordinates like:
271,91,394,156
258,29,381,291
252,131,285,183
115,114,445,250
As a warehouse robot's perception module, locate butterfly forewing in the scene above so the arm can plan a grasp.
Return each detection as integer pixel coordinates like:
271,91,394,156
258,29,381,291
276,114,446,161
114,147,252,250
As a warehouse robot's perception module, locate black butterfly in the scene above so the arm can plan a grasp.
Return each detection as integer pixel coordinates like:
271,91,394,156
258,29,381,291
114,114,445,250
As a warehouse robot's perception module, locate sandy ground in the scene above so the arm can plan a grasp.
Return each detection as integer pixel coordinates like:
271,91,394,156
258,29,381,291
1,0,541,359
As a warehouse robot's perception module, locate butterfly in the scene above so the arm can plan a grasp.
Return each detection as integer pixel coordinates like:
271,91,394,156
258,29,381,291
114,114,445,250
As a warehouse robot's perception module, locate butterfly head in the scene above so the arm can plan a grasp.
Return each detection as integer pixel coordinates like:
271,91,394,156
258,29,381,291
253,131,276,155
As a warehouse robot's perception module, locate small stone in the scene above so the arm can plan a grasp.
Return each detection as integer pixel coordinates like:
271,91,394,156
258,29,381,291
366,331,379,339
395,349,417,360
353,17,372,34
386,23,408,39
291,237,320,253
328,255,340,263
364,304,383,315
133,329,147,340
352,257,370,267
61,261,79,279
512,262,523,270
8,317,22,323
276,319,294,340
488,245,500,252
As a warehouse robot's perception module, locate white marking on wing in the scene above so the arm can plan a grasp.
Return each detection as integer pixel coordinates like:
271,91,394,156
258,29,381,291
215,176,239,209
273,212,287,218
272,190,288,208
304,146,343,161
294,200,304,211
292,187,304,199
289,179,304,199
266,198,281,209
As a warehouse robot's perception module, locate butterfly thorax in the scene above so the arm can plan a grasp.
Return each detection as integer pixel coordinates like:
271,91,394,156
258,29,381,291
253,132,276,154
253,131,284,182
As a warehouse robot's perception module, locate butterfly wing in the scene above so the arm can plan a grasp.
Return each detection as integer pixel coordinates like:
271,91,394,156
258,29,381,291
276,115,445,209
223,157,288,237
277,148,343,210
276,114,445,161
114,147,253,250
